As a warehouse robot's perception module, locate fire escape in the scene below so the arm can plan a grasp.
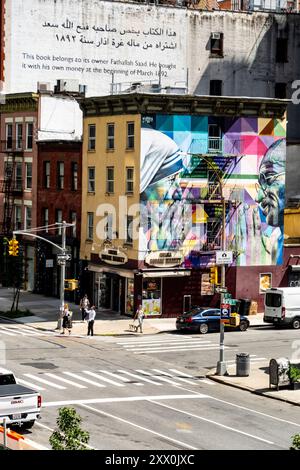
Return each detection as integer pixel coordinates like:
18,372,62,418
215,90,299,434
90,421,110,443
183,135,244,252
0,139,24,236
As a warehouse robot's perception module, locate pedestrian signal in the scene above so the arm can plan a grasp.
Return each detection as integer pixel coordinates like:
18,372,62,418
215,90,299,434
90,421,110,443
8,239,19,256
209,266,218,285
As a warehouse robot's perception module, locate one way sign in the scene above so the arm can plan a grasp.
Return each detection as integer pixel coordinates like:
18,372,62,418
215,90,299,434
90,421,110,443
216,251,233,265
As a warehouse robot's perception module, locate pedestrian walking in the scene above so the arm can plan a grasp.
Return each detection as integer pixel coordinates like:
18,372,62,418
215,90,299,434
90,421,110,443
87,305,96,337
80,294,90,322
61,304,73,335
134,304,145,334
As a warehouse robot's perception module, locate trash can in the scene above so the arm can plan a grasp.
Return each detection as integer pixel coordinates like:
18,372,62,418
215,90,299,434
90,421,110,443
238,299,251,316
236,353,250,377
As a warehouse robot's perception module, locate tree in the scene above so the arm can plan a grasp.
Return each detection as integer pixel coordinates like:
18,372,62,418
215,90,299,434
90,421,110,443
49,407,90,451
290,434,300,450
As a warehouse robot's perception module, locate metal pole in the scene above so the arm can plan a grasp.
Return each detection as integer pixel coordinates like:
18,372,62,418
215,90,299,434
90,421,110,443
216,194,228,376
3,418,7,448
57,221,66,331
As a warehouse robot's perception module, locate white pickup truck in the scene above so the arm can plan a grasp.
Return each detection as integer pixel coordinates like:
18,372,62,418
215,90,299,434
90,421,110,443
0,368,41,429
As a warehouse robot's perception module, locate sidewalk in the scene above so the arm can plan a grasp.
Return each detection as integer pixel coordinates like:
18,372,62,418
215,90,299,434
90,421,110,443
0,287,265,336
207,361,300,407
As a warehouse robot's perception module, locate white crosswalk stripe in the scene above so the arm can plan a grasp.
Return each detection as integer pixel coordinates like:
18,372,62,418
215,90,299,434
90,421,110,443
0,325,55,337
15,368,214,393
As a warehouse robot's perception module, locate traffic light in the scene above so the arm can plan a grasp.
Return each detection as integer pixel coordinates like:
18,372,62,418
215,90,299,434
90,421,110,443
209,266,218,285
8,239,19,257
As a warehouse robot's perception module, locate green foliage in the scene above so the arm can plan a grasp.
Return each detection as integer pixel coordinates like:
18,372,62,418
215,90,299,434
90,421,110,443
0,309,32,319
49,407,90,451
290,434,300,450
289,365,300,383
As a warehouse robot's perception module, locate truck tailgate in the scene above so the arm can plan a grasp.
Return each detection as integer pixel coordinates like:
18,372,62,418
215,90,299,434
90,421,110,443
0,384,38,416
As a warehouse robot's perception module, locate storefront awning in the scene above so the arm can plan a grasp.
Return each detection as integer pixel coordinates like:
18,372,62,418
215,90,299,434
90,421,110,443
143,271,191,278
290,265,300,272
88,264,134,279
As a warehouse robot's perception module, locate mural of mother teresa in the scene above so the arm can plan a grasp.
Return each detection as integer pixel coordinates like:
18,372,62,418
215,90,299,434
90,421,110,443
140,128,196,254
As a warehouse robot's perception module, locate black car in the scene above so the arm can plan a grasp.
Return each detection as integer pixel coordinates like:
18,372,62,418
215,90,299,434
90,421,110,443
176,307,250,334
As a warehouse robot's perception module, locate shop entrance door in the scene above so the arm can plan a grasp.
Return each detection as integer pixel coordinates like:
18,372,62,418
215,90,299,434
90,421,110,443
183,295,191,314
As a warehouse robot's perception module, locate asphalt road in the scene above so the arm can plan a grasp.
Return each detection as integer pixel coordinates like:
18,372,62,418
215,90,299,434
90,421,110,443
1,321,300,450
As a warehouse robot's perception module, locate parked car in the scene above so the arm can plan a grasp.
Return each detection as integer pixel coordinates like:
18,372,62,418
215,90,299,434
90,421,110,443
176,307,250,334
0,368,42,429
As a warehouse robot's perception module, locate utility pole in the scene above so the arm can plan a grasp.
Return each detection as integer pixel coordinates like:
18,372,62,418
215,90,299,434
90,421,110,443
58,221,67,330
216,194,228,376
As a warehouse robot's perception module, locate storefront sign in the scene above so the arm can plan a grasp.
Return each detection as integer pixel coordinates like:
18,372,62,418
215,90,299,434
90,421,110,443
46,259,54,268
145,251,183,268
100,248,128,266
142,299,161,317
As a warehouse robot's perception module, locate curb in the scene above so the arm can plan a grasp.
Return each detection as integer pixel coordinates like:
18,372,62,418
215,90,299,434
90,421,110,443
206,372,300,408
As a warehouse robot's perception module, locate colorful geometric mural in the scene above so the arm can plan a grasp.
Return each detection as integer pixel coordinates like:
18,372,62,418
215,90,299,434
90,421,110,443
139,114,286,267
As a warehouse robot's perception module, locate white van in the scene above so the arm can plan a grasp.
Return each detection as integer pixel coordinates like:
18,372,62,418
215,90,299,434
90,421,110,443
264,287,300,329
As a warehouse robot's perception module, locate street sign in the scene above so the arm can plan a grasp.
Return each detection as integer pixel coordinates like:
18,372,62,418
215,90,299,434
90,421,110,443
221,303,231,319
216,251,233,265
215,286,228,294
57,253,72,262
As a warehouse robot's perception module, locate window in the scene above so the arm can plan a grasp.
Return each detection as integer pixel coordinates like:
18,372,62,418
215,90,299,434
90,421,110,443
87,212,94,240
276,38,288,63
106,167,114,193
25,206,32,230
127,122,135,149
210,80,222,96
265,293,281,308
6,124,13,150
56,209,62,235
107,123,115,150
16,123,23,150
44,161,50,188
88,124,96,151
25,163,32,190
105,213,113,240
88,167,95,193
126,215,133,244
70,211,77,237
57,162,64,190
71,162,78,191
210,32,223,58
15,162,22,191
126,167,134,193
43,208,49,233
26,122,33,150
275,83,287,99
14,205,22,231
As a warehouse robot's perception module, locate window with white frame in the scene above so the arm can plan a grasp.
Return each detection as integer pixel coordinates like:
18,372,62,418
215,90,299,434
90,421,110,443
106,167,114,194
126,215,133,244
25,206,32,230
25,163,32,190
14,205,22,231
16,123,23,150
88,124,96,151
71,162,78,191
87,212,94,240
126,167,134,193
126,122,135,149
15,163,22,191
105,213,113,240
70,211,77,237
56,209,62,235
6,124,13,150
43,208,49,233
57,162,64,190
44,161,50,188
26,122,33,150
107,123,115,150
88,167,95,193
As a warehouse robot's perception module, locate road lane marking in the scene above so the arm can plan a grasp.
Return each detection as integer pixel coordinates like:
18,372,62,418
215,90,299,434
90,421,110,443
42,393,207,407
0,328,16,336
118,339,212,346
152,369,197,386
83,371,125,387
133,346,230,354
149,400,275,445
99,370,144,386
24,374,66,390
63,372,106,388
80,403,198,450
44,373,87,389
35,422,96,450
17,378,45,391
117,370,163,385
135,369,181,386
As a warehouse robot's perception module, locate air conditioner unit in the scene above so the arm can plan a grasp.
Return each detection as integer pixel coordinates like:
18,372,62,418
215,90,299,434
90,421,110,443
37,82,51,92
79,84,87,95
212,32,221,39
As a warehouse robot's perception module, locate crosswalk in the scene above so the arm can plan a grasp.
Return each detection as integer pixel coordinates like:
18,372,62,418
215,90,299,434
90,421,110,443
15,368,214,393
0,324,56,337
116,336,235,355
